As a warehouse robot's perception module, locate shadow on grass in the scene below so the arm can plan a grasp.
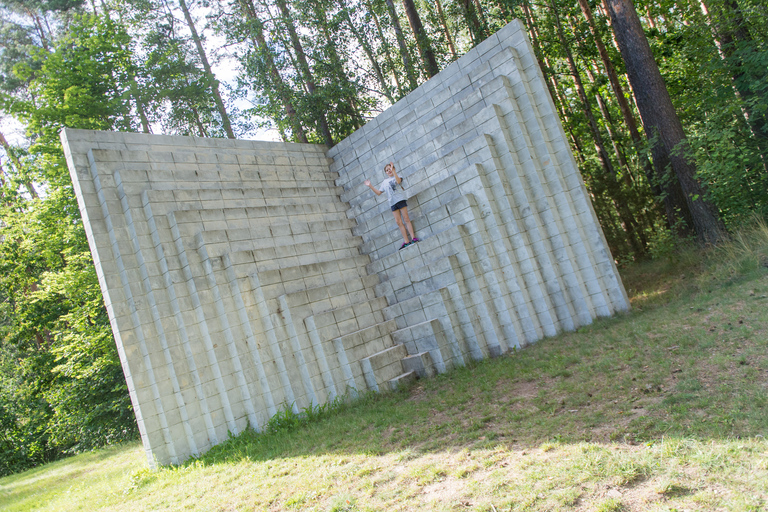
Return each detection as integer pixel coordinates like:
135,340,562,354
148,228,767,472
190,267,768,469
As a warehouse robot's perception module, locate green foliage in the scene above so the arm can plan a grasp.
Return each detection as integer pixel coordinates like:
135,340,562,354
647,0,768,226
7,16,139,147
223,0,377,144
646,217,695,260
126,3,239,138
0,13,139,477
687,119,768,224
595,498,626,512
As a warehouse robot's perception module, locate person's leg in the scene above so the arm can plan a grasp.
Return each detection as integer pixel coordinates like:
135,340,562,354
400,206,417,241
392,209,409,244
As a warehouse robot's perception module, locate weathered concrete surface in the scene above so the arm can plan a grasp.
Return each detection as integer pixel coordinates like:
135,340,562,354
62,19,629,468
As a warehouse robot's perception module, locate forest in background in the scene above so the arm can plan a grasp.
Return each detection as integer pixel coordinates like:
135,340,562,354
0,0,766,476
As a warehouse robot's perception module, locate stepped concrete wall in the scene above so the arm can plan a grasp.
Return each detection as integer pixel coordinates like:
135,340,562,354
61,19,629,468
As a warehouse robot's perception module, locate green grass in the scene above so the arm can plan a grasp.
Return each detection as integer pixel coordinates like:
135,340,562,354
3,219,768,511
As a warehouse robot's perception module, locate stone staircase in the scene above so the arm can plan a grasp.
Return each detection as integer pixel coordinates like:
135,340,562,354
328,21,629,389
64,133,421,465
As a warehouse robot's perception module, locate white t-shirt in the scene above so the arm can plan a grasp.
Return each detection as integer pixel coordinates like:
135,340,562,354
379,177,406,207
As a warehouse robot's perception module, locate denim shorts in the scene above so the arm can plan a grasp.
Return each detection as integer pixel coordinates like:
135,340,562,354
391,200,408,212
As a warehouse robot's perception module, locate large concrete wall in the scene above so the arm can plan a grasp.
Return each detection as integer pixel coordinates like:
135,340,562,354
329,20,629,356
62,19,629,468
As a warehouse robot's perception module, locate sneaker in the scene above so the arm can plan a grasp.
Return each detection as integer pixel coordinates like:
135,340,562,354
411,237,420,243
399,242,410,250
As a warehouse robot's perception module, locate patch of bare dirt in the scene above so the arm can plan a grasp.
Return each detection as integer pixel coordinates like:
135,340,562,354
420,477,470,507
494,378,539,399
406,383,428,402
568,472,739,512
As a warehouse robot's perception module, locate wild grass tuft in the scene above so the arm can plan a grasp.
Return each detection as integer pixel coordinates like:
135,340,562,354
711,214,768,277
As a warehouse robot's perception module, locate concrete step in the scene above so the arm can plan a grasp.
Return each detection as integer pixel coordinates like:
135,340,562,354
222,243,361,272
307,296,388,343
335,319,397,362
280,276,380,323
375,253,454,306
401,352,436,379
386,371,417,391
191,223,362,260
362,194,474,263
391,317,485,374
260,271,377,310
197,217,356,237
367,221,465,283
115,166,339,191
171,201,349,227
360,344,407,392
250,255,371,283
147,183,344,203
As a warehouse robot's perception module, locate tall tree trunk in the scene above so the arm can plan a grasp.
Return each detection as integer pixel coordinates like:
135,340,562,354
521,2,556,105
585,59,659,238
0,161,8,206
240,0,308,142
584,64,632,186
551,2,644,255
191,105,208,137
365,0,405,98
460,0,485,44
401,0,440,77
129,78,151,134
177,0,235,139
472,0,489,30
522,3,587,164
605,0,725,244
549,64,589,160
339,0,396,103
599,0,691,231
28,9,50,51
313,3,365,129
576,0,663,199
0,132,37,199
644,5,657,29
274,0,334,146
434,0,457,59
384,0,419,90
495,0,511,20
592,191,626,255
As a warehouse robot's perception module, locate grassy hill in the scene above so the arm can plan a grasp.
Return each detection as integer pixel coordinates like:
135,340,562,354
2,221,768,511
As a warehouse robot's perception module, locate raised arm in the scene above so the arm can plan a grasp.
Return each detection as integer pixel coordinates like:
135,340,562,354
389,162,402,184
364,179,383,195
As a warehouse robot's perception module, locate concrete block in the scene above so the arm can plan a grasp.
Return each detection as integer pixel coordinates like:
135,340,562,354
387,371,416,391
